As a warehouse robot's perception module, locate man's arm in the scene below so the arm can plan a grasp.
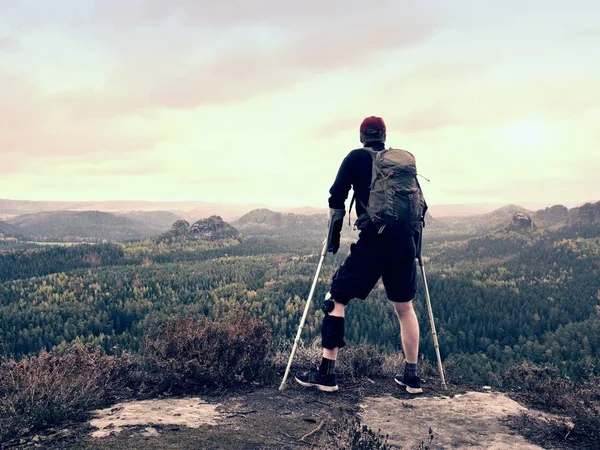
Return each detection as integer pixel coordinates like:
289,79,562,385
326,153,354,254
328,153,354,209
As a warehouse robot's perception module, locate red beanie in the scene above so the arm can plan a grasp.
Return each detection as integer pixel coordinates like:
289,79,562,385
359,116,386,144
360,116,386,134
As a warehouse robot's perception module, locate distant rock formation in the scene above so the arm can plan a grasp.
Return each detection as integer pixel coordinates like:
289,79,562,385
511,212,534,230
189,216,240,241
157,216,240,243
170,219,191,236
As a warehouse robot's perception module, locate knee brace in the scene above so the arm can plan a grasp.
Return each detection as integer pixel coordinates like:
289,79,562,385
321,315,346,350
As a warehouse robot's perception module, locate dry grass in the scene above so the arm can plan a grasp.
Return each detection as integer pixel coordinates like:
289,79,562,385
0,344,138,442
502,363,600,450
0,316,449,445
0,313,273,442
141,311,273,394
274,338,439,384
274,339,388,380
315,414,392,450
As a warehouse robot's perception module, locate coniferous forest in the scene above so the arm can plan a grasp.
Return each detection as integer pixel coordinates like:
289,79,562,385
0,205,599,386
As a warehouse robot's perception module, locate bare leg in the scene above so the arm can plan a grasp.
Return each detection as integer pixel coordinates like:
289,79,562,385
393,300,419,363
323,300,345,360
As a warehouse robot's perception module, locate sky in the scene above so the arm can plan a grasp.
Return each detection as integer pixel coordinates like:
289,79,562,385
1,0,599,209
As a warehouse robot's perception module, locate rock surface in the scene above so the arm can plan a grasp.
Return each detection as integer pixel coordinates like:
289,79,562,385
360,391,548,449
90,398,222,438
79,389,557,449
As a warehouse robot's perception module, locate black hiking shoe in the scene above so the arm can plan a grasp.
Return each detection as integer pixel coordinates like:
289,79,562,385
295,368,338,392
395,370,423,394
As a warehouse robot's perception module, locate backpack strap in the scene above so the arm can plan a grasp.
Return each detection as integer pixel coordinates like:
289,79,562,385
415,177,428,228
363,147,387,186
348,192,355,226
348,147,379,226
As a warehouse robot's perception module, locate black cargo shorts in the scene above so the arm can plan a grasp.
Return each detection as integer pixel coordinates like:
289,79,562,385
329,225,418,304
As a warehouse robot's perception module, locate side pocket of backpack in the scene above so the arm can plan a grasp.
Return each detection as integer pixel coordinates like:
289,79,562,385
354,213,371,230
389,189,418,222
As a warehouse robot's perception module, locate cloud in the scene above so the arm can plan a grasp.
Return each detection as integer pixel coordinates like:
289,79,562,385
573,26,600,38
0,72,164,157
43,1,438,116
0,155,26,174
319,75,599,138
55,23,434,116
183,176,247,185
74,161,168,177
0,36,16,52
54,48,301,116
314,104,462,138
441,174,599,205
92,0,430,29
393,108,461,133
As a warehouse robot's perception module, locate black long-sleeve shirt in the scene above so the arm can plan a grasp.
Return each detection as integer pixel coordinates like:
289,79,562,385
328,142,428,224
328,142,386,217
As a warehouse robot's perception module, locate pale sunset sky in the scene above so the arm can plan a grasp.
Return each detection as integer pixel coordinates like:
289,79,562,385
1,0,599,209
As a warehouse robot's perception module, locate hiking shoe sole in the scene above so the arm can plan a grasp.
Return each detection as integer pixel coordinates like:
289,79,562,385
295,376,339,392
394,378,423,394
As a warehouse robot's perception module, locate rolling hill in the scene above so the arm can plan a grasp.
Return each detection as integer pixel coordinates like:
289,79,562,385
114,211,182,234
6,211,171,242
0,220,22,239
0,199,266,222
234,208,327,236
3,201,598,244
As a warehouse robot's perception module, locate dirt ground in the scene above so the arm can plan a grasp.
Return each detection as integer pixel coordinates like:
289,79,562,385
8,377,558,450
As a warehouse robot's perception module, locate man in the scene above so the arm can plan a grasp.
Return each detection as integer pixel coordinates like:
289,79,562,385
295,116,425,394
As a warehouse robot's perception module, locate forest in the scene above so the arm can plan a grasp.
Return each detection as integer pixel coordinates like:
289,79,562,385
0,206,598,385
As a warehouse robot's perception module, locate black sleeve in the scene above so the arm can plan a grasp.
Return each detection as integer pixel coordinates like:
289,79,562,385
328,153,354,210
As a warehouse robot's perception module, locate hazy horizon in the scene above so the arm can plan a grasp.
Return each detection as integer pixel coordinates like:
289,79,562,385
1,1,599,208
0,196,594,215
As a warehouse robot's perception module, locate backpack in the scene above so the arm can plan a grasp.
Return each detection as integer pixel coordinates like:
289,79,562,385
351,147,427,234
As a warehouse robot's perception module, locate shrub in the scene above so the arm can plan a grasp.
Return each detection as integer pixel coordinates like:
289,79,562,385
0,344,138,442
503,363,600,449
340,345,385,380
502,363,574,411
316,414,391,450
142,312,273,393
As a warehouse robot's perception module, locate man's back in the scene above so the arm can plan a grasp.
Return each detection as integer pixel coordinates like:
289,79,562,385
328,141,387,219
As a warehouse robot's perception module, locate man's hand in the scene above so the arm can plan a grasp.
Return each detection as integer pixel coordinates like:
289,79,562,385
327,208,345,254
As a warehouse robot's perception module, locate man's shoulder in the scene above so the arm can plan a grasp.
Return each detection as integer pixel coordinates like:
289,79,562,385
345,147,372,159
